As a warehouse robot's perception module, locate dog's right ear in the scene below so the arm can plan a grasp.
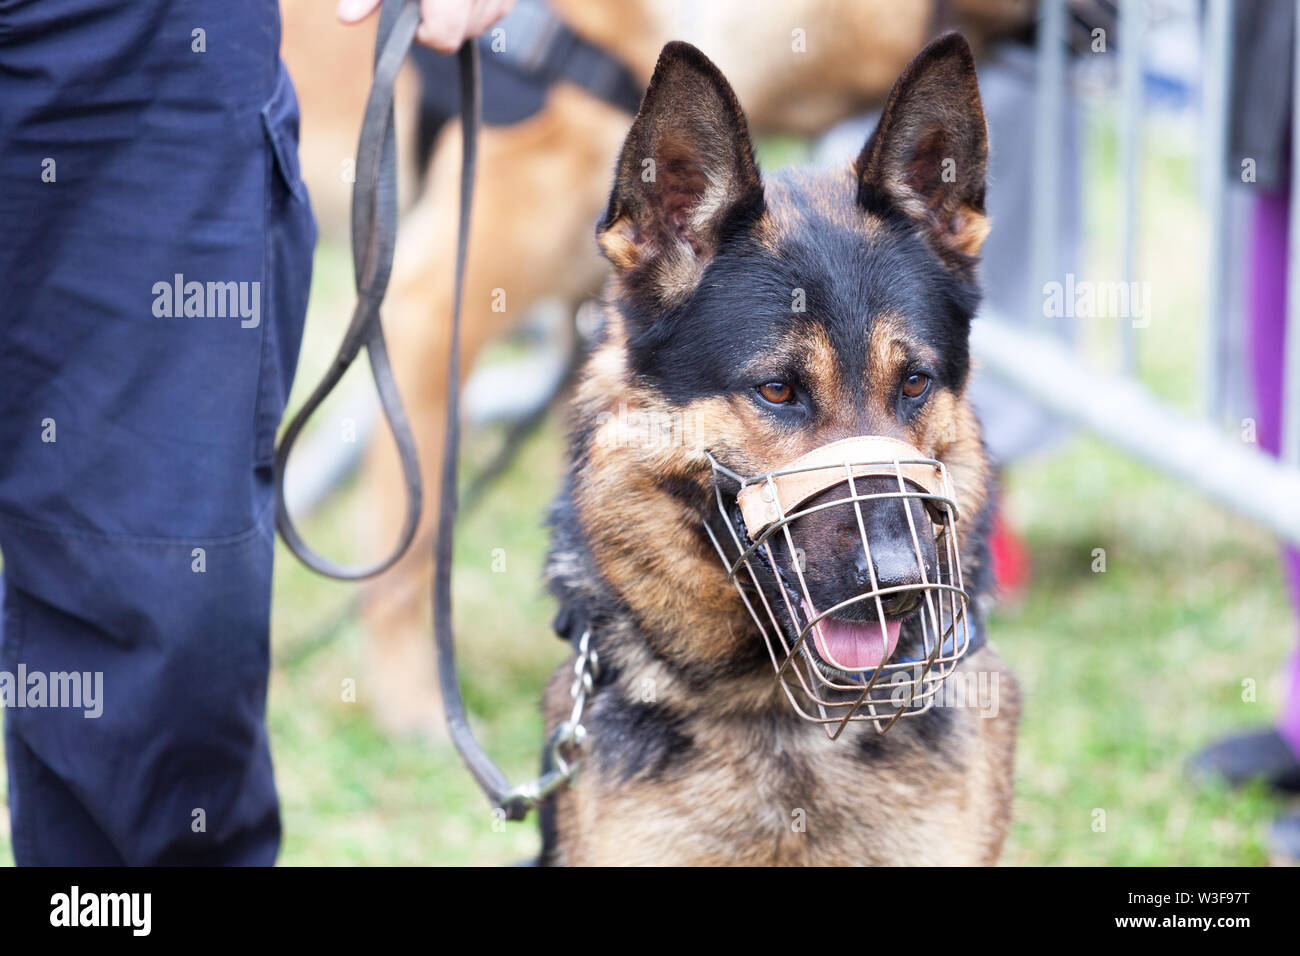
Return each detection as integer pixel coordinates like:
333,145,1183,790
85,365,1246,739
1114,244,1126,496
597,41,764,306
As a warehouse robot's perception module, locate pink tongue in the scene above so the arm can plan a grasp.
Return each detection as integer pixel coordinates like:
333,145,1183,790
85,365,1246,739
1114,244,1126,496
803,600,901,670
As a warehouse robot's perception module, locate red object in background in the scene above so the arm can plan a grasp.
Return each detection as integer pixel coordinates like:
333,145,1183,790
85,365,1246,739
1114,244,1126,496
990,503,1030,601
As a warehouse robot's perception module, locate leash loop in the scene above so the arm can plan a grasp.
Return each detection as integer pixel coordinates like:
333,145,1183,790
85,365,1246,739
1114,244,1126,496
274,0,424,580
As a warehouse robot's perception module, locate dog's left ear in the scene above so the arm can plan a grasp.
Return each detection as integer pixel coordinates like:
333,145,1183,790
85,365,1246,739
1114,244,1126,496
856,33,989,276
597,41,764,305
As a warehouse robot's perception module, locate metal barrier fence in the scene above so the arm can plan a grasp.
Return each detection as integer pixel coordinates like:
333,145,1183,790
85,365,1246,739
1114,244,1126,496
972,0,1300,546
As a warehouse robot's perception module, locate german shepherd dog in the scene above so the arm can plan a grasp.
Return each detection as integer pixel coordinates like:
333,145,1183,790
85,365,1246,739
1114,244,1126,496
541,34,1019,866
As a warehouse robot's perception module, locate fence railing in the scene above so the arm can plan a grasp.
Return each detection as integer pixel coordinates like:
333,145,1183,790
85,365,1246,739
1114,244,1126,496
972,0,1300,546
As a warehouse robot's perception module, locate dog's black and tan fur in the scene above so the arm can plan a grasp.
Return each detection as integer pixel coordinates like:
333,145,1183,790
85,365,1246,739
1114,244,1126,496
541,34,1019,866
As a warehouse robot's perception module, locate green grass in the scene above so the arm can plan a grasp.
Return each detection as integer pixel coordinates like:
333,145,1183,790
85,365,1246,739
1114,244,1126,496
260,427,1295,866
267,421,567,866
996,437,1292,865
262,415,1297,866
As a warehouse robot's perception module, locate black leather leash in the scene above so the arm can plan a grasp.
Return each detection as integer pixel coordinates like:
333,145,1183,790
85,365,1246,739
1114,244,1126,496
275,0,425,580
427,20,535,822
274,0,560,822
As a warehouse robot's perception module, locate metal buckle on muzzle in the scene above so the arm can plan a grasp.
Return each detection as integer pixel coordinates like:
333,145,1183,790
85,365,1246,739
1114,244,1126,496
704,436,972,738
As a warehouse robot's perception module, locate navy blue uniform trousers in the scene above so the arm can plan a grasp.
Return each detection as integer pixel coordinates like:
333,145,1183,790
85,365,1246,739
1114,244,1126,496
0,0,315,863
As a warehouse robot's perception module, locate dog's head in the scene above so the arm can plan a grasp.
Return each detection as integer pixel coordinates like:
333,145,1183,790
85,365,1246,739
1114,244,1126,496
573,35,991,697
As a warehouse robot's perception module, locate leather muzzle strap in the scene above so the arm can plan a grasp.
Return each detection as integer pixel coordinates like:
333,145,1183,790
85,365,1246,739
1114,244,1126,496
736,436,954,540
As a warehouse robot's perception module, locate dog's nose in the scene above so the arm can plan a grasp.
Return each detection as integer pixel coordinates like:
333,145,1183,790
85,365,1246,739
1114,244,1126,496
855,541,924,618
786,473,939,623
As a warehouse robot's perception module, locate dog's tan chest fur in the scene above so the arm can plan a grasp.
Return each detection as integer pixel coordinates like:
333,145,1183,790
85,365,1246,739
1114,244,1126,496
545,647,1019,866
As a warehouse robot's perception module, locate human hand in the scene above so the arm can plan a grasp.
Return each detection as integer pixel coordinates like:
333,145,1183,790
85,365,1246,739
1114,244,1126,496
337,0,515,54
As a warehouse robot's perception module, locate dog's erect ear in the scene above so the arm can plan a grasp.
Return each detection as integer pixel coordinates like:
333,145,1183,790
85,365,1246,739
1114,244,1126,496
856,33,989,275
597,41,764,304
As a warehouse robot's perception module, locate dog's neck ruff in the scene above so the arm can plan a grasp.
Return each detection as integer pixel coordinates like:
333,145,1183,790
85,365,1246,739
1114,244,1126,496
704,435,976,738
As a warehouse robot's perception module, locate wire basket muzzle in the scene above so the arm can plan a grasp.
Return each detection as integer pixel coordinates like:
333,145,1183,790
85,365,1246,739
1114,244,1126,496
704,436,974,737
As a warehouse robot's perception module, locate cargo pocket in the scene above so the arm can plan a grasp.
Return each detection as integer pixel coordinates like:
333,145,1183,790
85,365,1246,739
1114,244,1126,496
253,62,316,470
261,63,309,202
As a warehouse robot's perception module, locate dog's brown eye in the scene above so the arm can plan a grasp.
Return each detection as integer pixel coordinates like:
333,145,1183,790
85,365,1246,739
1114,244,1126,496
901,373,930,399
758,381,794,404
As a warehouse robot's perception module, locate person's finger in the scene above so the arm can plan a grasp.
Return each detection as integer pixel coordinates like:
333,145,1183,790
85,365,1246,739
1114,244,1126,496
417,0,474,53
465,0,514,39
336,0,382,25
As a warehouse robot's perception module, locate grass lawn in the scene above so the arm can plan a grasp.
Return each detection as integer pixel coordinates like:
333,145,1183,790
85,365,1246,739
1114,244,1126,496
262,422,1298,866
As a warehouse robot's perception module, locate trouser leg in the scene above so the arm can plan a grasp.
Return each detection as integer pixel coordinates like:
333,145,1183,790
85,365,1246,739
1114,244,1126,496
0,0,315,864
